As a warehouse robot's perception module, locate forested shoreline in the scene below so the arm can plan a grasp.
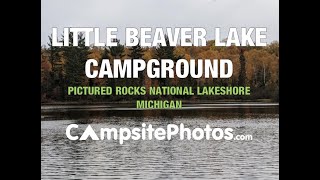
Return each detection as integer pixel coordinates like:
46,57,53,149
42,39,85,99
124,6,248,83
41,33,279,102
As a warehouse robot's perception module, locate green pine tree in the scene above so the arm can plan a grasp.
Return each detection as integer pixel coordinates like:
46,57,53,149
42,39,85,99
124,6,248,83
128,41,145,85
109,39,125,59
102,46,110,59
155,35,183,86
63,32,90,90
47,35,63,100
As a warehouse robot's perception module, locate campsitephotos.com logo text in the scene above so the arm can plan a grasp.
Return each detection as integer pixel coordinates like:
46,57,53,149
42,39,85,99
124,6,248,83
66,123,253,144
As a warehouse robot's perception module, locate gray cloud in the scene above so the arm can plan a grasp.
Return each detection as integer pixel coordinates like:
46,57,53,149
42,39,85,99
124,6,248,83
41,0,279,46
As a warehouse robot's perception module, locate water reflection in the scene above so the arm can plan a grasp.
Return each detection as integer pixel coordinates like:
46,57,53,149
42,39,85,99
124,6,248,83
41,103,278,121
41,104,278,179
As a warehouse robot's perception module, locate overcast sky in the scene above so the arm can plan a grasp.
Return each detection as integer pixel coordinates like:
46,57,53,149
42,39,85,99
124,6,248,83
41,0,279,46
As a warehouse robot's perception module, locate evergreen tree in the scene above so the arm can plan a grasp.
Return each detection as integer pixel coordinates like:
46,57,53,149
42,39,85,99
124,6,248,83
128,41,145,85
63,32,90,88
155,35,182,61
108,40,125,95
128,41,144,59
155,35,183,86
102,46,110,59
109,39,125,59
47,35,63,100
47,35,61,65
101,46,114,98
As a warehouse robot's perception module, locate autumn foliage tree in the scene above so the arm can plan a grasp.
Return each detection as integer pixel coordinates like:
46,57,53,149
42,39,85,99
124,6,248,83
238,49,246,86
41,36,279,102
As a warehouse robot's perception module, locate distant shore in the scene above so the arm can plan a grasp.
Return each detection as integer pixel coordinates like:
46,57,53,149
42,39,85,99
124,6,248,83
41,99,276,105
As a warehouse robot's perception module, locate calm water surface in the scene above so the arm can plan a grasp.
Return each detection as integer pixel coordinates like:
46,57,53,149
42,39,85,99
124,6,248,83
41,103,279,179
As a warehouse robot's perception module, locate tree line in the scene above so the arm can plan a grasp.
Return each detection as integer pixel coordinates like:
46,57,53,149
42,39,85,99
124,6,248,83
41,33,279,102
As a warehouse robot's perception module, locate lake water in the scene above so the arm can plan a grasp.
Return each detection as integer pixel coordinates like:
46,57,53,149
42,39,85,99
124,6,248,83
41,103,279,179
